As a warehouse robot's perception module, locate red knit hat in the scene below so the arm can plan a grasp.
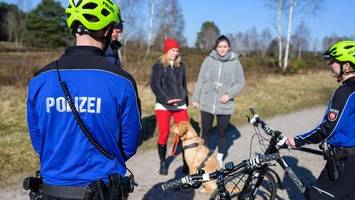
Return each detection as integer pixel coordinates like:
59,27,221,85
163,38,180,53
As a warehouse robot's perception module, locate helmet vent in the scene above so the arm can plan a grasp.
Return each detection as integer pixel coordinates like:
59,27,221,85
101,9,110,17
83,14,99,22
344,45,355,49
83,3,98,9
106,0,114,5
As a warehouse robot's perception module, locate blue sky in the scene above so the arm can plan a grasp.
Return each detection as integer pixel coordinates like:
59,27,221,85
3,0,355,48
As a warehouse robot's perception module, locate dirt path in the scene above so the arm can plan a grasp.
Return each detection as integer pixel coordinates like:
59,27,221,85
1,106,326,200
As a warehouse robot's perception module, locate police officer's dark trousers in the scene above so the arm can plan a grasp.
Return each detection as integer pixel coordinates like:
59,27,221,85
305,156,355,200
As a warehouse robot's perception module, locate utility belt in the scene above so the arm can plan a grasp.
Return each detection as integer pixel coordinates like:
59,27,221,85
320,142,355,181
23,172,135,200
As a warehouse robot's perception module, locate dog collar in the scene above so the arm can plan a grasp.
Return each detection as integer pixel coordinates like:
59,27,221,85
182,143,199,150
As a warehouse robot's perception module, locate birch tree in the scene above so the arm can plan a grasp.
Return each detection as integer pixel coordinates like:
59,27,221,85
153,0,186,49
282,0,295,71
144,0,161,59
116,0,145,60
277,0,284,68
266,0,324,72
292,21,310,59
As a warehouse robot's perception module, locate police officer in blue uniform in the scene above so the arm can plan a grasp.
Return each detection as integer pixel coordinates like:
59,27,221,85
286,41,355,200
105,20,123,67
26,0,141,199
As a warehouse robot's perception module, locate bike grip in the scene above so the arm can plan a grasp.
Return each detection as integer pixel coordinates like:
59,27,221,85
161,179,182,191
263,153,279,162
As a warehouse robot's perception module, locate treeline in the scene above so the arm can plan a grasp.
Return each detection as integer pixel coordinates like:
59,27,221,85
0,0,71,48
1,0,355,71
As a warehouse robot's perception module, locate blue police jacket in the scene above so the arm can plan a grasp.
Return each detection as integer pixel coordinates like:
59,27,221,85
27,46,141,186
295,77,355,147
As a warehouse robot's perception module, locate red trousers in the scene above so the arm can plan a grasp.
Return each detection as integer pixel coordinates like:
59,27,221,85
156,109,189,145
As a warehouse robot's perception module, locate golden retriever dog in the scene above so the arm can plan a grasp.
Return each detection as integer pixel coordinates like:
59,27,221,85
171,121,219,193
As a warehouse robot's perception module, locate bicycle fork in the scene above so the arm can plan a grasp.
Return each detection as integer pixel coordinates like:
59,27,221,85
238,170,266,200
215,170,231,200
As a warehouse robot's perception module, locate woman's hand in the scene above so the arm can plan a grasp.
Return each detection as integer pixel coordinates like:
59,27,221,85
192,101,200,109
285,136,297,148
219,95,230,104
167,99,181,106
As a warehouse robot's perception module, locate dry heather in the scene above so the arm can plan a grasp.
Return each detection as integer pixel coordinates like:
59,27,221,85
0,50,336,185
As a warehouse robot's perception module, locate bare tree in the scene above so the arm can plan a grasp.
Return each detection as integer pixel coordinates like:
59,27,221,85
321,34,352,52
153,0,186,49
260,28,272,57
292,21,310,59
116,0,145,61
266,0,324,72
276,0,284,68
5,11,15,42
312,37,320,56
282,0,295,71
144,0,161,59
264,0,284,67
232,32,247,56
4,6,25,47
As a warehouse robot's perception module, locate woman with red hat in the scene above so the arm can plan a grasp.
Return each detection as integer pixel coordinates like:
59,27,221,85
150,38,189,175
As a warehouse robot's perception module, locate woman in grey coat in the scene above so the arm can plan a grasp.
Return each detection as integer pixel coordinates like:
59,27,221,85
192,35,245,167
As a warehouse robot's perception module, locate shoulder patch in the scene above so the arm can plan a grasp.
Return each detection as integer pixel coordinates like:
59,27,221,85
327,109,339,121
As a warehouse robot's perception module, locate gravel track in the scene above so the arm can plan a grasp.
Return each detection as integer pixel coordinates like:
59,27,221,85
1,106,326,200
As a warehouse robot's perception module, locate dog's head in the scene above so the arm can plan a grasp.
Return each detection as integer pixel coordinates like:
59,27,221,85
171,121,198,141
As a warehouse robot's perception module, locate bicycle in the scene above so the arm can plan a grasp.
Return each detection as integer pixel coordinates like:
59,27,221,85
161,108,334,200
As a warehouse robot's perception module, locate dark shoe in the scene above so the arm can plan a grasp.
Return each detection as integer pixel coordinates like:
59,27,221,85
159,160,168,175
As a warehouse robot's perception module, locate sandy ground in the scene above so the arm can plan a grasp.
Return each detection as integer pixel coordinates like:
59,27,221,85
1,106,327,200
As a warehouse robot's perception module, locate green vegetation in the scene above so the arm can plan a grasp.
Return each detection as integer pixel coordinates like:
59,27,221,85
24,0,72,48
0,48,337,186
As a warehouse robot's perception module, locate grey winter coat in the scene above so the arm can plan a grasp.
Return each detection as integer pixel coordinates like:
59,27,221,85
192,50,245,115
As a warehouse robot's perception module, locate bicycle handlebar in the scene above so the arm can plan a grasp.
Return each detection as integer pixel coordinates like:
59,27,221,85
161,153,280,191
248,107,283,140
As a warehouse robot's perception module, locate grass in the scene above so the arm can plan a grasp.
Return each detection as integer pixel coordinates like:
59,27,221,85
0,49,337,186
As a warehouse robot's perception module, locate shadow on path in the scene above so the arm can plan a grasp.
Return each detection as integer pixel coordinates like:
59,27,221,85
281,156,317,200
203,124,241,160
142,166,196,200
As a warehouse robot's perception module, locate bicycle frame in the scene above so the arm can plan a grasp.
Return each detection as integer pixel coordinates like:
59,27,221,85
243,118,334,199
161,108,335,199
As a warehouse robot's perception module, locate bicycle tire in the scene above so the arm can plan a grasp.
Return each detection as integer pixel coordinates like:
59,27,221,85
210,169,277,200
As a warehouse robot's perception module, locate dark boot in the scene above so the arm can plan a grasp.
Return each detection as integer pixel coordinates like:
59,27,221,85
158,144,168,175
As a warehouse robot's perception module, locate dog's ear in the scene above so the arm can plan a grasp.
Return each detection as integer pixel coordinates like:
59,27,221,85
175,121,188,136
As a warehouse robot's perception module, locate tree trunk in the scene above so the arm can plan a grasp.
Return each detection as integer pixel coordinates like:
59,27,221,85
144,0,155,60
283,0,296,72
298,47,302,60
277,0,284,68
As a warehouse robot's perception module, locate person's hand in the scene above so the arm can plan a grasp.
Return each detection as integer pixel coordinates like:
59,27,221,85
285,136,297,148
192,101,200,109
167,99,181,106
219,95,230,104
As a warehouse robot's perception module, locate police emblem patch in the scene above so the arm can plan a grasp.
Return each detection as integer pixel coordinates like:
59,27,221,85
327,109,339,121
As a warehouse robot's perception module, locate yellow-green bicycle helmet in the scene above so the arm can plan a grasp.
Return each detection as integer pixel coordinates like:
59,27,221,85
323,40,355,65
66,0,120,31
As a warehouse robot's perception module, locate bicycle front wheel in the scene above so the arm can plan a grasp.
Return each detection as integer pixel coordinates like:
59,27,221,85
210,170,277,200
